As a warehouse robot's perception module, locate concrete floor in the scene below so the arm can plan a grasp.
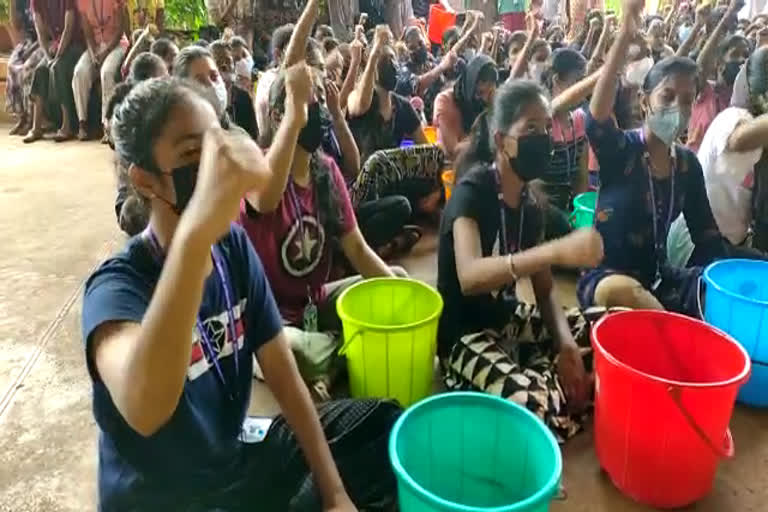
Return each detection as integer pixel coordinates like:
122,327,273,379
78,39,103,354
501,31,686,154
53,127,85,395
1,127,767,511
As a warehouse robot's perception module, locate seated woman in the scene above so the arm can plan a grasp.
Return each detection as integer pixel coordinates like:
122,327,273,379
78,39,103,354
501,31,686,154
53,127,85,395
347,27,445,231
210,40,259,140
433,55,497,161
438,80,607,440
578,2,726,318
667,49,768,267
87,74,400,511
6,0,43,136
240,66,405,397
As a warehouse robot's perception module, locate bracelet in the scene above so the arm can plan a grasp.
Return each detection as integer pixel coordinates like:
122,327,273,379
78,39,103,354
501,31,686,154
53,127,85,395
507,253,519,282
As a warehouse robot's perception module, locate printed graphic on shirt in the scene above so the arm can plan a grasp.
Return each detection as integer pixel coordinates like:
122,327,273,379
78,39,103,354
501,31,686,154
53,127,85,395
188,298,247,380
280,214,326,278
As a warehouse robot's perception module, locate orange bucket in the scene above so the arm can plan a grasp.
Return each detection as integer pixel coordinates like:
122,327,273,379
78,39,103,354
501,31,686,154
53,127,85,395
428,4,457,45
442,170,455,201
424,126,438,144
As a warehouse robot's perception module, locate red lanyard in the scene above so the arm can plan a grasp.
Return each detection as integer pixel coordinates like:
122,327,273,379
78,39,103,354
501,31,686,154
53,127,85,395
144,229,241,400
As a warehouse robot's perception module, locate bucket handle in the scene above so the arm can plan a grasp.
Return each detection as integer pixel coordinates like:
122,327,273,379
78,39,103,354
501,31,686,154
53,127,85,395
338,329,364,356
667,386,735,459
697,276,705,320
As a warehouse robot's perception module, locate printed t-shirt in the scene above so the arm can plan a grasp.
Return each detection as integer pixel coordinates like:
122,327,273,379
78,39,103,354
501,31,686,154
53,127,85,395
238,155,357,324
81,224,283,510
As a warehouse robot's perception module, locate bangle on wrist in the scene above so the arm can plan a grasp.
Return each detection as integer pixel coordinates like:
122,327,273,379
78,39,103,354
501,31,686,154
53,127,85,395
507,253,518,282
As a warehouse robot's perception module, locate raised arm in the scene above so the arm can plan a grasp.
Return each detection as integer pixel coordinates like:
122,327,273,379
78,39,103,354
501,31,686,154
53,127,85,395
588,14,615,70
347,26,388,118
510,13,540,80
552,69,602,117
727,114,768,152
590,0,642,122
247,63,311,213
326,80,361,179
415,50,456,96
91,130,270,437
282,0,319,68
580,18,601,59
339,34,364,111
698,0,742,82
452,11,481,57
676,4,709,57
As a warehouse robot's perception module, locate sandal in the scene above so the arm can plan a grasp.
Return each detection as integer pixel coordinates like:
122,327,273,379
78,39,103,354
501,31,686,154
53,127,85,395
53,130,74,143
22,129,43,144
77,127,89,141
9,117,28,136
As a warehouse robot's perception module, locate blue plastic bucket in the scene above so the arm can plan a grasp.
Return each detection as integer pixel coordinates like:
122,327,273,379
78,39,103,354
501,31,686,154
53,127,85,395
703,259,768,405
389,392,562,511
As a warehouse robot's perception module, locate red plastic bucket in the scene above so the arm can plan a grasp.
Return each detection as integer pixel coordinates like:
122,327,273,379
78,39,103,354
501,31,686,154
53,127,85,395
592,310,750,509
427,4,457,45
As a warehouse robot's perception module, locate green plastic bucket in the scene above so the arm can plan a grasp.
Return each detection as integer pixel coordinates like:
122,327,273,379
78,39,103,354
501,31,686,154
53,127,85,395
389,392,562,511
569,191,597,229
337,278,443,407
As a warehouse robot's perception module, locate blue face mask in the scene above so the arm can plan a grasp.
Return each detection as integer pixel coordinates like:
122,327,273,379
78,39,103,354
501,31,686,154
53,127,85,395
648,106,689,146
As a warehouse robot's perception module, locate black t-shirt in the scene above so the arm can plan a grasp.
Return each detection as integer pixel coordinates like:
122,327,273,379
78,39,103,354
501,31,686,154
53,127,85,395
347,90,421,163
436,164,545,354
412,0,436,19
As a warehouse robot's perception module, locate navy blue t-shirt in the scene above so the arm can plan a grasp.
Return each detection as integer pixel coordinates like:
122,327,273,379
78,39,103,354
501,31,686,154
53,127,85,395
81,224,283,511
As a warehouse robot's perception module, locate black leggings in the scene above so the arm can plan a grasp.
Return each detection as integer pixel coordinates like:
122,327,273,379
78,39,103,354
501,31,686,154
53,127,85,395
356,196,412,248
185,399,401,512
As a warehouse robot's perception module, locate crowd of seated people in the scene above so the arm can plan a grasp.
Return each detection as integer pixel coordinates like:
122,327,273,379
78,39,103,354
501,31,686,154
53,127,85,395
9,0,765,507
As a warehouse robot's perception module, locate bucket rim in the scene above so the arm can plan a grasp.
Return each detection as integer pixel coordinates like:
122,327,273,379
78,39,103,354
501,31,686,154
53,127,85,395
388,392,563,512
592,310,751,389
703,258,768,307
336,277,444,333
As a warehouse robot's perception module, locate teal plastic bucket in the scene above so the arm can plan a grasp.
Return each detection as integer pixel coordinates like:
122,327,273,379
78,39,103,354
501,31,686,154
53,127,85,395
569,191,597,229
389,392,562,511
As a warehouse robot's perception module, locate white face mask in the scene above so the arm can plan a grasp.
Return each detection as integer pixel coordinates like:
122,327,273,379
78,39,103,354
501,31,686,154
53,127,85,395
212,78,228,110
529,61,548,84
235,55,254,80
625,57,654,88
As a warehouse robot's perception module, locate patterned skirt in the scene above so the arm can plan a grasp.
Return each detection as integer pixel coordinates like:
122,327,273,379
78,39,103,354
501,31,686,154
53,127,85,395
444,303,622,442
5,40,43,115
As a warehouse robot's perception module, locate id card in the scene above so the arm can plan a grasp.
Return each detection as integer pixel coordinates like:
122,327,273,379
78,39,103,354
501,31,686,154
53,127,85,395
240,416,273,444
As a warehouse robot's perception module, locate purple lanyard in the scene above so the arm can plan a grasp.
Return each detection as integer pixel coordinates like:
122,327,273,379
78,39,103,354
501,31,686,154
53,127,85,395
143,229,240,400
639,131,676,283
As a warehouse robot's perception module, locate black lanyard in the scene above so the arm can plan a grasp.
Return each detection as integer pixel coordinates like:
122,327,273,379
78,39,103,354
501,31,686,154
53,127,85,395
494,165,526,297
143,229,241,400
639,131,676,288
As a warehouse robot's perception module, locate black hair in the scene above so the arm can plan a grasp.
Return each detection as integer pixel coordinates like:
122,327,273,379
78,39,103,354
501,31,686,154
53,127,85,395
210,40,231,62
443,26,460,48
530,39,550,56
642,56,698,93
150,38,177,60
718,34,750,60
173,45,213,78
272,24,295,61
323,37,340,54
267,73,344,239
111,77,219,174
230,36,248,49
315,24,335,41
194,39,210,48
543,47,586,92
129,52,167,82
456,80,547,179
106,82,135,125
198,25,220,42
747,47,768,114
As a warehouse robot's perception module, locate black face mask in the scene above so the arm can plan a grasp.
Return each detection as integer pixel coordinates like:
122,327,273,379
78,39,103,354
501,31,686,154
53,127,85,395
412,46,429,64
378,61,398,91
297,103,323,153
508,134,553,182
723,60,743,86
167,162,199,215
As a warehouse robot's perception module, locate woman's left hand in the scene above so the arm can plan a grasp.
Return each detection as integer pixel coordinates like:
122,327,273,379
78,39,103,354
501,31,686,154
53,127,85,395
557,344,590,412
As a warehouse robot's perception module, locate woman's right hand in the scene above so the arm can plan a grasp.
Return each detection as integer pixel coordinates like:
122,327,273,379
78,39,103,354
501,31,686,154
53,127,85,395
551,228,604,269
179,128,271,246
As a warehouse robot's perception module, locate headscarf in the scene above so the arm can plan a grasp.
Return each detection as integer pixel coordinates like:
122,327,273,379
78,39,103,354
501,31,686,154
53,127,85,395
454,54,498,134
